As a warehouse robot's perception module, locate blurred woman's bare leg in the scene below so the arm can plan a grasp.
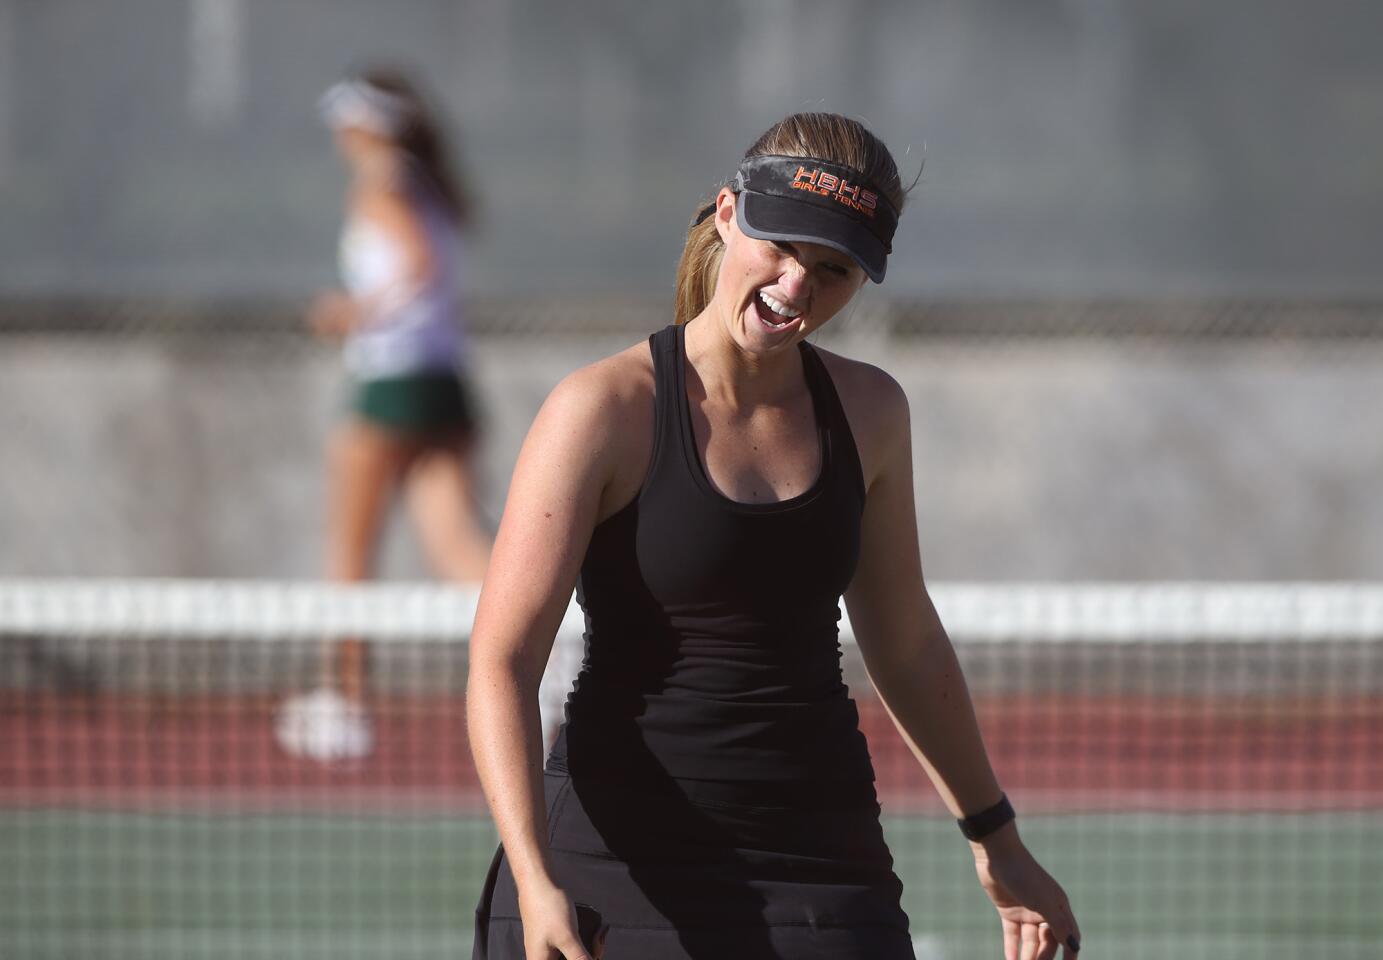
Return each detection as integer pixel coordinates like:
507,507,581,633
404,441,493,584
326,420,420,694
325,420,413,581
275,419,419,762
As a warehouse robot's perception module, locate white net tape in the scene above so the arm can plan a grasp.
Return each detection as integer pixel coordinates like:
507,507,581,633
2,579,1381,642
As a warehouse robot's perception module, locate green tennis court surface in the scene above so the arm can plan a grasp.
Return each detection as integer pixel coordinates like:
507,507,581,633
4,810,1380,959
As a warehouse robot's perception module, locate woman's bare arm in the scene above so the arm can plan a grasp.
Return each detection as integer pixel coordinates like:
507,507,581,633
466,366,623,894
842,372,1005,820
841,366,1081,958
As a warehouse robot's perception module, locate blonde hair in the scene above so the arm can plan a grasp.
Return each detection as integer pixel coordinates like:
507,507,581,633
672,113,906,326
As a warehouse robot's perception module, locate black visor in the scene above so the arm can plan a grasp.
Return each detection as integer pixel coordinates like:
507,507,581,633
732,155,898,283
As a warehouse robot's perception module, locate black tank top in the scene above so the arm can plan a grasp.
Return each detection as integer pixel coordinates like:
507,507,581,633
546,323,876,782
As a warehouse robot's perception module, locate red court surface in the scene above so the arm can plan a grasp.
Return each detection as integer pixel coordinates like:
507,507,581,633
3,692,1379,814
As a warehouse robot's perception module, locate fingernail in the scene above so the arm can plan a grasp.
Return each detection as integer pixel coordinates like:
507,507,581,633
1067,934,1081,952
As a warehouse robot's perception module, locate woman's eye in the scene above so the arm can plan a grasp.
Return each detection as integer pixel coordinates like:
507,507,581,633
769,241,849,278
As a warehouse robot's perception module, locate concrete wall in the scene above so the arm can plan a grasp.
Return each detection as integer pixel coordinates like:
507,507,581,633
4,328,1380,581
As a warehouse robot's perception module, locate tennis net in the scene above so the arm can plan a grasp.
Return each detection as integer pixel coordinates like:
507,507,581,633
2,580,1380,959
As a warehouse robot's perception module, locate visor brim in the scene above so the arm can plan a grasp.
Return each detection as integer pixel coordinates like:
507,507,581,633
736,191,888,283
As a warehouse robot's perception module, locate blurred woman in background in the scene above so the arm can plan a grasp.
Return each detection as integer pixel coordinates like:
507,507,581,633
276,68,492,762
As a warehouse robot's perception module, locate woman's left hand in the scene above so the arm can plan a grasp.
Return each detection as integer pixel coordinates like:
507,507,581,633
971,826,1081,960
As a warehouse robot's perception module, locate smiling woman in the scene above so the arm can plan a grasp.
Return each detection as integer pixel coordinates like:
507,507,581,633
467,113,1082,960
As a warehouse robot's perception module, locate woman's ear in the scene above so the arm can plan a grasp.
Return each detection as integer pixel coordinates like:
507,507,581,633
713,187,736,243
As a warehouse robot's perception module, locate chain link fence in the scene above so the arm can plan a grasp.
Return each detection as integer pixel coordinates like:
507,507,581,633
3,297,1382,339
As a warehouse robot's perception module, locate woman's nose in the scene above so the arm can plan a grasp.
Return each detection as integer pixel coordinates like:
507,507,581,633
777,259,810,300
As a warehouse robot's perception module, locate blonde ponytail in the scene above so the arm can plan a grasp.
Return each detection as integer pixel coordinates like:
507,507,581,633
673,201,725,326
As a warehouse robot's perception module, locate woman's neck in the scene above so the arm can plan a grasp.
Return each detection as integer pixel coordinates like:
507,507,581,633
350,147,404,188
683,310,807,412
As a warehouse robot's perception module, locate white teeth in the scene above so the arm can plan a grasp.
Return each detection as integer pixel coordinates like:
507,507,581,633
758,291,802,318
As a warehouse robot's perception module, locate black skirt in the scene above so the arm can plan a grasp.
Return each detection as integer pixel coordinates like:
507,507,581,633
472,771,915,960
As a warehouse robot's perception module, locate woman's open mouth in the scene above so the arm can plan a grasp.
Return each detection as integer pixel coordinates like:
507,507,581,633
752,290,802,333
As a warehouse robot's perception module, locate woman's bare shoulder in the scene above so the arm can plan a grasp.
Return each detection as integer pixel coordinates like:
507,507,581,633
536,339,657,516
812,346,908,420
536,338,657,455
550,339,654,415
811,345,910,484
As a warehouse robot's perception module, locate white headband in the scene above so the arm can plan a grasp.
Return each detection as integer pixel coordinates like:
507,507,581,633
318,80,412,137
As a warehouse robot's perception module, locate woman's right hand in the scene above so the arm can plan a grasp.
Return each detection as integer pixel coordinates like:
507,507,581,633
517,881,604,960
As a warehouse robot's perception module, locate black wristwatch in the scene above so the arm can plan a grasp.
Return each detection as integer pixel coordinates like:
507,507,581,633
957,793,1015,841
